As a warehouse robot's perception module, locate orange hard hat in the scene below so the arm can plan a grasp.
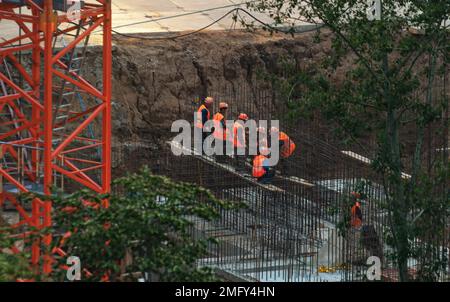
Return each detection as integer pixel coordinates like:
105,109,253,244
219,102,228,109
204,97,214,104
238,113,249,121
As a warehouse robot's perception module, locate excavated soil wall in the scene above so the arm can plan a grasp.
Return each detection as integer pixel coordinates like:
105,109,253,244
84,30,336,146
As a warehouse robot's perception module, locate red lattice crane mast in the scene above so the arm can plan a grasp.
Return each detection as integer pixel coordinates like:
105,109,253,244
0,0,112,274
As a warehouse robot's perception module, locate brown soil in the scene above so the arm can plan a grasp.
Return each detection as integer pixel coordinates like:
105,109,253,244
83,29,336,146
81,29,446,174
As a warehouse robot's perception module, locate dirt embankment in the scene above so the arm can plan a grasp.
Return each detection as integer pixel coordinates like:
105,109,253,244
83,30,335,146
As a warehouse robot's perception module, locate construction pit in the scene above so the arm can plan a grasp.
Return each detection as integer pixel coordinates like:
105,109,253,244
0,17,448,282
100,29,449,282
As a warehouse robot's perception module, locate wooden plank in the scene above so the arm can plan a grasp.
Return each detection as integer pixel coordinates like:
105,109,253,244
341,150,411,179
341,150,371,164
167,141,285,193
276,175,315,187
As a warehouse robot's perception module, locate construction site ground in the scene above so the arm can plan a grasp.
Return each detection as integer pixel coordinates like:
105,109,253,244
1,23,447,281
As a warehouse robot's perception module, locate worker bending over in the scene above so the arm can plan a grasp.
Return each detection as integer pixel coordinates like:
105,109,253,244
350,192,363,228
195,97,214,142
212,102,230,162
233,113,249,172
252,147,275,184
270,127,296,174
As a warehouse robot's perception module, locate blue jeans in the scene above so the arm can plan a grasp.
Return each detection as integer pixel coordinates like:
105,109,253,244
257,169,275,184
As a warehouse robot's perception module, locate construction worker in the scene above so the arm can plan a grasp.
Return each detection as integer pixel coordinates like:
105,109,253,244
270,127,296,175
271,127,296,158
233,113,248,172
252,126,268,167
212,102,229,162
252,147,275,184
350,192,363,228
195,97,214,142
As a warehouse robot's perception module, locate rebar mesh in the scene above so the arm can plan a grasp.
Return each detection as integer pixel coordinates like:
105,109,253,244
112,72,449,281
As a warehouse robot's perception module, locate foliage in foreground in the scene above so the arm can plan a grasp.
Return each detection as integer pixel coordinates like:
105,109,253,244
0,231,35,282
1,167,238,282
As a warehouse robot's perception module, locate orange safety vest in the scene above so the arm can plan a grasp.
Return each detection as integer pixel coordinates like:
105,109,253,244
351,203,362,227
195,104,210,129
233,121,245,148
213,112,230,140
252,155,267,178
279,132,296,158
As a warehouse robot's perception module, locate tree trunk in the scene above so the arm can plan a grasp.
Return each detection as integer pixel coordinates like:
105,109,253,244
386,106,409,281
383,47,409,281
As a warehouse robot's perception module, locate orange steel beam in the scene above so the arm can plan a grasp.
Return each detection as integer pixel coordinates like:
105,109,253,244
0,0,112,275
0,73,43,110
60,142,103,155
52,18,103,63
102,0,112,200
52,103,105,158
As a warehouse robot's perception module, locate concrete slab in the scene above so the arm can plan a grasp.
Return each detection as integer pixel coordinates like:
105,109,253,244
0,0,254,42
0,1,314,47
169,0,239,11
156,14,226,32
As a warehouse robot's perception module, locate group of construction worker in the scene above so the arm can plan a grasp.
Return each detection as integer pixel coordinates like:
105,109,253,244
195,97,296,184
196,97,366,228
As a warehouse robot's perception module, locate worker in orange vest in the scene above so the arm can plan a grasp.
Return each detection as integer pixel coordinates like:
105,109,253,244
212,102,229,139
350,192,363,228
212,102,229,162
271,127,296,158
252,147,275,184
195,97,214,142
270,127,296,175
233,113,248,148
233,113,249,172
